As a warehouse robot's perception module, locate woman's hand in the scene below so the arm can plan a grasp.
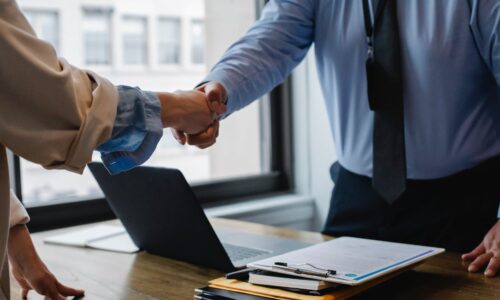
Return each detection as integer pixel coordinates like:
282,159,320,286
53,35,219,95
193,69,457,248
8,224,84,299
157,90,222,135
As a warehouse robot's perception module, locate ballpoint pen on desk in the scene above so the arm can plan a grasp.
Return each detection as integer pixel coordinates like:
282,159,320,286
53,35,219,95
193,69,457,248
272,262,337,278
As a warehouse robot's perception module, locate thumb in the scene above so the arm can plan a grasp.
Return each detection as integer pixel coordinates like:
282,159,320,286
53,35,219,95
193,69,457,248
203,82,227,116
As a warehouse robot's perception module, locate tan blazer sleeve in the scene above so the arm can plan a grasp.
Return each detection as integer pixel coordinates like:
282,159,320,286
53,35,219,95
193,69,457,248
0,0,118,173
8,190,28,228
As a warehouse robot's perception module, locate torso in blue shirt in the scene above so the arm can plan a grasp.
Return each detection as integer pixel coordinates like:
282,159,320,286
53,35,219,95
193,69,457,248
205,0,500,179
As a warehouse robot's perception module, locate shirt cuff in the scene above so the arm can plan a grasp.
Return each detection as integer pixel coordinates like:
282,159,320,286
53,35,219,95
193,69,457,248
98,86,163,175
201,69,248,119
9,190,29,228
497,202,500,218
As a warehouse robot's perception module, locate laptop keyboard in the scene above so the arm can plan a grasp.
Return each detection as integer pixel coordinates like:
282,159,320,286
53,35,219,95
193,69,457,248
223,243,271,262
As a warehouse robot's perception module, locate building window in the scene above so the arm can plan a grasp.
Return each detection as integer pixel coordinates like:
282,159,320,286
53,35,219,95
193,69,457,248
23,10,59,51
122,16,148,65
191,19,205,64
16,0,292,232
83,8,112,65
158,18,181,65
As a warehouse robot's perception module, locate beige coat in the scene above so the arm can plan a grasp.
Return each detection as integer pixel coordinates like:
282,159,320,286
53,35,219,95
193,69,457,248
0,0,119,298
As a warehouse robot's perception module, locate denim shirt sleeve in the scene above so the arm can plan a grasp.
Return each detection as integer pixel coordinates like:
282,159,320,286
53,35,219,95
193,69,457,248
97,86,163,175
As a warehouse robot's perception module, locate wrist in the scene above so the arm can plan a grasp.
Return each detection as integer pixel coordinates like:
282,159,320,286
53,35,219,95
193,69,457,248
157,92,182,128
8,225,41,270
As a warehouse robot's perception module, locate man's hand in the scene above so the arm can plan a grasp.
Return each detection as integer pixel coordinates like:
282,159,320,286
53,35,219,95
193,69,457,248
171,82,227,148
8,224,85,300
157,89,220,136
462,220,500,277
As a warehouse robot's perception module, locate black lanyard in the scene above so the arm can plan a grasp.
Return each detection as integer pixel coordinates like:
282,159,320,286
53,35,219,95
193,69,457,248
362,0,388,61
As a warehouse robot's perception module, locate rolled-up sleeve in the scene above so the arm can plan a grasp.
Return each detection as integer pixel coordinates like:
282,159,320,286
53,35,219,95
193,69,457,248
97,86,163,175
0,0,118,174
9,190,28,228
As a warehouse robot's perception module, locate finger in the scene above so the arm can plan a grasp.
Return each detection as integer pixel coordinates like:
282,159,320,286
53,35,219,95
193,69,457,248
203,82,227,116
49,293,65,300
56,281,85,297
46,287,65,300
197,139,217,150
485,256,500,277
22,287,30,299
170,128,186,145
186,122,219,146
468,252,493,273
462,243,486,261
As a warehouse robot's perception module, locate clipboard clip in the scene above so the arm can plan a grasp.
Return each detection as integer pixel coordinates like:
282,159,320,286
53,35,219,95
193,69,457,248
273,262,337,278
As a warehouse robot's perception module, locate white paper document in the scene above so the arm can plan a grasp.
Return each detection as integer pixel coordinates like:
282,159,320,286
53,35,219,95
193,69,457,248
248,237,444,286
44,224,139,253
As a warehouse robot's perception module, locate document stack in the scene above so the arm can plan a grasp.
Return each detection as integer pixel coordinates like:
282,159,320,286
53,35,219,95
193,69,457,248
195,237,445,300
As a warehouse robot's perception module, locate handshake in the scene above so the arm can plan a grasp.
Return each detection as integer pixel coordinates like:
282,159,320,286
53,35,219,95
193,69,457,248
157,82,227,149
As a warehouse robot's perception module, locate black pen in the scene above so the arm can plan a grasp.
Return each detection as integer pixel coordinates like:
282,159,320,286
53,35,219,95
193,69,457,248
225,267,255,281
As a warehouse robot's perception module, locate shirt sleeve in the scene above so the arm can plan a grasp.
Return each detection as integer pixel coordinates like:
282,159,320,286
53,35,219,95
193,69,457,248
202,0,316,116
97,86,163,175
9,190,29,228
469,0,500,85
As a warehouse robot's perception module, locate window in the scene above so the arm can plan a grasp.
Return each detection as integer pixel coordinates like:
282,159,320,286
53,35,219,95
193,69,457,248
15,0,292,232
122,16,148,65
158,18,181,65
191,19,205,64
83,8,112,65
23,10,59,51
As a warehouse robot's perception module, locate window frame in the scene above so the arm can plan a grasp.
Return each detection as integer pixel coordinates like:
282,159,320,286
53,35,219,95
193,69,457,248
15,0,295,232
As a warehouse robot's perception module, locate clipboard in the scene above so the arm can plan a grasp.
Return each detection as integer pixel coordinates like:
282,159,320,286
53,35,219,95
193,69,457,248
247,237,444,286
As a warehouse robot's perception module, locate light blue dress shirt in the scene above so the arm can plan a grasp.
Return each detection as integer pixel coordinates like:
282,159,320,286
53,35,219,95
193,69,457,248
97,86,163,175
203,0,500,215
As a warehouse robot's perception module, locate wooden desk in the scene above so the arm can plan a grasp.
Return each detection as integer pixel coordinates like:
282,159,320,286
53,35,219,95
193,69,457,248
11,219,500,300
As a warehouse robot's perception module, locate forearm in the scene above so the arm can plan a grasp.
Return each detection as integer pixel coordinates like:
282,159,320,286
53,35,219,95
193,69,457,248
203,0,315,115
7,225,40,271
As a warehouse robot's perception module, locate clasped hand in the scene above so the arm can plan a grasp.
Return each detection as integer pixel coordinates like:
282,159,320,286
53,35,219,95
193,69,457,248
159,82,226,149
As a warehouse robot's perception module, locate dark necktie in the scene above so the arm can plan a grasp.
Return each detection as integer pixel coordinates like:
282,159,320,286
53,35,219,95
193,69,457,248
364,0,406,203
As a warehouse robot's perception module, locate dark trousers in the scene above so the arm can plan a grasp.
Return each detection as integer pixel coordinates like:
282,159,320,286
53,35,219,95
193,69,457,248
323,158,500,253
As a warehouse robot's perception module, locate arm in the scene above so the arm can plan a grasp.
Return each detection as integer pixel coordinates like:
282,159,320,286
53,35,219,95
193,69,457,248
174,0,315,146
9,190,28,228
203,0,316,115
0,1,215,298
0,0,216,174
0,0,118,173
462,0,500,277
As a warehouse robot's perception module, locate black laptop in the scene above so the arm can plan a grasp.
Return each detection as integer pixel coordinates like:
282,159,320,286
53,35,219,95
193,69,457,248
88,162,309,272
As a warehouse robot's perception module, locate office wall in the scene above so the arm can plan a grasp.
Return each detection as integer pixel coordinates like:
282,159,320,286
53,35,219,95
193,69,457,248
292,50,336,230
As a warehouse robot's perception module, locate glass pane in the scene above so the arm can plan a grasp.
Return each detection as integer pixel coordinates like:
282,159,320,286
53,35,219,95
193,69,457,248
17,0,266,206
158,18,181,64
191,20,205,64
23,10,59,51
83,9,111,65
122,17,148,65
